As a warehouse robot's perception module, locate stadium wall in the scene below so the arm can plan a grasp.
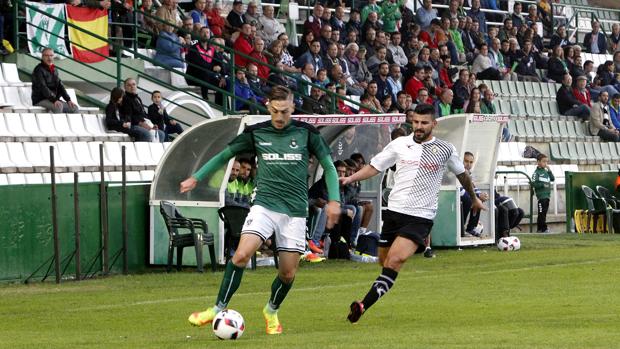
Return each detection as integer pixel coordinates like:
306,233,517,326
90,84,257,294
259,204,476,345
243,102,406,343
0,183,149,282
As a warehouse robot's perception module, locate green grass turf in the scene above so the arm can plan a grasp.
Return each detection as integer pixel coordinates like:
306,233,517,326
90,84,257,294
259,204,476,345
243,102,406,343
1,233,620,349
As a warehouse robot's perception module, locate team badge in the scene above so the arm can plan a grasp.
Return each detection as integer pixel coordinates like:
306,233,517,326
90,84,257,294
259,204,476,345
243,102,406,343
432,146,438,154
290,138,298,149
245,218,253,226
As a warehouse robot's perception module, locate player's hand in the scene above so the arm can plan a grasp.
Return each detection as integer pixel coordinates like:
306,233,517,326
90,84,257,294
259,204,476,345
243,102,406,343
471,197,486,214
339,176,352,186
479,192,489,202
325,200,341,229
179,177,197,193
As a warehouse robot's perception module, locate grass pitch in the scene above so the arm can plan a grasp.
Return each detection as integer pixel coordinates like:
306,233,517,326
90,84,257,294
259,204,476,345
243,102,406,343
1,233,620,349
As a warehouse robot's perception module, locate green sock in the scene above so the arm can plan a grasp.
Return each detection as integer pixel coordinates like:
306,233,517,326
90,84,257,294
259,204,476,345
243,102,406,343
267,276,294,312
215,261,245,309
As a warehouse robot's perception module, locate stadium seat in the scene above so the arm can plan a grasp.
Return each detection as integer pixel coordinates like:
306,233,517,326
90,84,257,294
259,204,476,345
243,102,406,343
1,63,31,86
5,142,32,172
0,173,7,185
549,143,563,162
541,120,554,141
103,142,138,171
532,120,550,141
609,142,620,160
140,170,155,181
557,121,574,142
65,113,93,141
559,142,572,161
96,114,129,141
599,142,614,160
0,114,15,142
508,81,520,98
4,113,34,141
523,119,538,141
547,101,560,117
23,142,51,172
83,114,126,142
149,142,166,163
132,141,156,166
66,89,99,114
34,113,63,142
106,171,142,182
531,82,543,99
6,173,26,185
72,142,99,172
574,142,590,165
2,87,44,112
117,142,148,170
498,100,511,114
0,142,17,173
0,88,13,108
52,114,79,141
572,121,589,141
54,142,84,172
549,121,562,141
590,142,604,164
516,82,528,98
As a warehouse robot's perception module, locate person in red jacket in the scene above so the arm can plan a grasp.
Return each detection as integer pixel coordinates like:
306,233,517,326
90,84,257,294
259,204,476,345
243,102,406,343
233,23,254,67
404,66,425,100
249,37,270,80
206,2,225,37
572,75,592,107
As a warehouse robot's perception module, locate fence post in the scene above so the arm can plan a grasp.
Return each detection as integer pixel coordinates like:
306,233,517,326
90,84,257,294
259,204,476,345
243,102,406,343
13,0,19,49
116,49,122,88
229,50,236,115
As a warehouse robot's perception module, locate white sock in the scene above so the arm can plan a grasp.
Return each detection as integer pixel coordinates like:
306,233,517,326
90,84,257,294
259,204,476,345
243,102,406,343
358,227,367,235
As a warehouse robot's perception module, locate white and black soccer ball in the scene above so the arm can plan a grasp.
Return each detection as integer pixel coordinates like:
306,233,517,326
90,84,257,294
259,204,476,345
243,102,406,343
212,309,245,340
497,236,521,251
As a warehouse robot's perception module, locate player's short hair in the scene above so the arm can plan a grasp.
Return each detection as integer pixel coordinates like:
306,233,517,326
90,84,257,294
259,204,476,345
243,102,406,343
414,103,435,117
464,151,474,158
350,153,365,164
333,160,347,168
151,90,161,97
269,86,293,101
536,153,548,161
343,158,357,169
238,157,252,166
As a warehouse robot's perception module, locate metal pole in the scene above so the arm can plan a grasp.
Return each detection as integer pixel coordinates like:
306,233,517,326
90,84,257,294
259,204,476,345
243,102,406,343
99,144,109,275
50,146,61,284
116,49,122,88
13,0,19,50
121,146,128,275
230,50,236,115
73,172,81,281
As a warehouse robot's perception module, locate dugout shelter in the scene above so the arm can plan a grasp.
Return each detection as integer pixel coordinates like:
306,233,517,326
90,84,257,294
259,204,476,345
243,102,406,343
149,114,503,266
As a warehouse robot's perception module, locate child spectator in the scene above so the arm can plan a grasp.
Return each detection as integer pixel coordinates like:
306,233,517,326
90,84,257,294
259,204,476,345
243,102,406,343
147,91,183,141
532,154,554,233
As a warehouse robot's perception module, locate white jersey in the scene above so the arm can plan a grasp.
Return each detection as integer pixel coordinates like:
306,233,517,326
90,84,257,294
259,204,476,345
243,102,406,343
370,136,465,220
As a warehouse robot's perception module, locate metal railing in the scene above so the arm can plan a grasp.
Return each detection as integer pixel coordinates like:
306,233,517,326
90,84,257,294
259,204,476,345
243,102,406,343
495,170,534,233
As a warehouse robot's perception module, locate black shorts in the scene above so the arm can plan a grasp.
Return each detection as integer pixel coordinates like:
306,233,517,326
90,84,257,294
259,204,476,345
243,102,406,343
380,210,434,253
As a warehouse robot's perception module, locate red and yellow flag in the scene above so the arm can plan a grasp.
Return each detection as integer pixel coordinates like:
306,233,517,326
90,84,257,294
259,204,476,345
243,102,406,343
66,6,109,63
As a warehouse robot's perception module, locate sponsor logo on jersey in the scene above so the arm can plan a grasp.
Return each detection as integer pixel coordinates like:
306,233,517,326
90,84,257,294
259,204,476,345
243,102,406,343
262,153,303,161
259,142,272,146
289,138,298,149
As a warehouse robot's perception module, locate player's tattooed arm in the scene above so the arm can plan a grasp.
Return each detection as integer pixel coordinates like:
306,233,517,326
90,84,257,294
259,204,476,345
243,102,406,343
456,172,477,200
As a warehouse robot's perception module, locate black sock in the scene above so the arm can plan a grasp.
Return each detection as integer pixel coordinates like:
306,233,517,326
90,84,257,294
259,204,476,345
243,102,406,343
361,267,398,310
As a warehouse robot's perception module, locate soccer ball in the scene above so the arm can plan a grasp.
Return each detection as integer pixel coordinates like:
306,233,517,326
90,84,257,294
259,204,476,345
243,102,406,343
212,309,245,340
497,236,521,251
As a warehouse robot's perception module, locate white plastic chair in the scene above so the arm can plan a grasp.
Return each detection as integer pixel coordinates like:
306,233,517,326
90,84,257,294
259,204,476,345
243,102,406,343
1,63,31,86
106,171,123,182
66,88,99,113
33,113,63,141
0,142,17,173
132,141,155,166
72,141,99,171
0,88,13,107
96,114,129,141
149,142,165,164
88,141,115,171
5,142,33,171
66,113,94,141
7,173,27,184
0,113,15,141
2,87,29,112
116,142,146,170
52,113,79,141
0,173,8,185
83,114,111,141
126,171,143,182
4,113,32,141
140,170,155,181
55,141,84,172
19,113,48,141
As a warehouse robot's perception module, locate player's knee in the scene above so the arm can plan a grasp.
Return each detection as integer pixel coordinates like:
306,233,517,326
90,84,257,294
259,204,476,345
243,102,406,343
383,255,406,271
278,269,296,283
231,250,253,265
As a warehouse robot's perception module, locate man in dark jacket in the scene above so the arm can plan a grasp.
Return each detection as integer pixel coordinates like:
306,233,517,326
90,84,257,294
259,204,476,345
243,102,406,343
121,78,164,142
583,20,607,54
31,48,79,113
185,27,227,103
556,74,590,120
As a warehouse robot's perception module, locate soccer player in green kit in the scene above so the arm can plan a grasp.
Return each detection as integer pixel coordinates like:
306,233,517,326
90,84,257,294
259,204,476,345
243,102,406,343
180,86,341,335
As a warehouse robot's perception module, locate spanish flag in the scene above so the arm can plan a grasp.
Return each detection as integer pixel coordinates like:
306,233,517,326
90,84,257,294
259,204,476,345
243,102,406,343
66,6,109,63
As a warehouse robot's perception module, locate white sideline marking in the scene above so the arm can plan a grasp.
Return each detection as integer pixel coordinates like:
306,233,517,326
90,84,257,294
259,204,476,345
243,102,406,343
67,256,620,312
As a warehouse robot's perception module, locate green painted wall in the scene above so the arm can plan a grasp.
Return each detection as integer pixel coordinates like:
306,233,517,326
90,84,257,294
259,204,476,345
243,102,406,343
428,190,459,247
0,183,149,282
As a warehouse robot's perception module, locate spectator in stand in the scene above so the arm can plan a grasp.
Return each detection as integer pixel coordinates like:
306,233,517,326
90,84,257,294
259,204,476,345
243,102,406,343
185,33,229,104
538,0,552,32
525,4,539,28
447,17,466,64
569,55,585,80
226,0,245,35
464,87,481,112
468,0,487,33
438,55,455,89
105,87,150,142
393,91,408,112
137,0,157,45
434,88,455,118
365,81,384,112
299,63,315,98
549,24,572,49
373,62,394,104
498,18,513,42
609,23,620,54
346,44,372,88
452,68,471,111
515,39,540,82
304,4,324,38
593,61,620,99
331,6,346,35
121,78,164,142
233,23,253,67
589,91,620,142
419,19,445,50
361,12,382,42
387,31,407,67
302,86,328,115
415,88,432,106
246,63,268,100
346,9,362,39
324,42,341,74
206,2,225,37
243,1,260,27
472,43,502,81
155,0,179,33
387,63,403,100
584,20,607,54
295,40,324,74
511,2,526,30
489,38,518,81
337,86,355,114
361,0,381,24
147,90,183,141
572,75,592,110
258,5,284,47
249,37,270,80
189,0,209,34
154,21,185,69
404,66,425,100
233,68,264,112
557,74,590,121
480,88,496,114
367,46,389,75
31,48,78,114
415,0,437,31
381,0,402,34
546,45,568,83
318,24,334,57
609,94,620,130
268,62,297,94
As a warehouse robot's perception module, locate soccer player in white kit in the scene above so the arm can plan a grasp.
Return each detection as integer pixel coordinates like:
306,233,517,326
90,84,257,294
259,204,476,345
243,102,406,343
340,104,485,323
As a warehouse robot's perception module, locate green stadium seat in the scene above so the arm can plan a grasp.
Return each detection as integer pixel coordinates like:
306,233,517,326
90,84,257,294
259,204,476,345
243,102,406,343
572,121,588,141
489,80,502,96
499,80,511,96
530,120,544,141
534,101,546,118
508,81,520,97
523,100,536,117
609,142,620,160
601,163,610,171
615,143,620,160
514,100,526,116
590,142,604,164
498,100,511,114
516,81,528,98
548,101,560,117
566,142,584,164
559,142,571,161
599,142,613,160
523,119,537,141
557,121,573,141
531,82,543,99
540,120,554,141
575,142,591,165
549,142,563,161
549,120,562,141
